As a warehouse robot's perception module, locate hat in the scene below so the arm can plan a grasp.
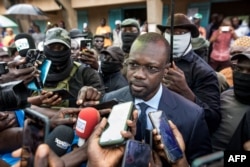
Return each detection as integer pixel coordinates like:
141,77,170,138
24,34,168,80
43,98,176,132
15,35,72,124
100,46,125,63
93,34,105,39
193,13,203,19
115,20,121,25
0,47,8,57
69,28,85,38
83,23,88,29
157,13,199,38
121,18,140,31
44,27,71,48
231,36,250,60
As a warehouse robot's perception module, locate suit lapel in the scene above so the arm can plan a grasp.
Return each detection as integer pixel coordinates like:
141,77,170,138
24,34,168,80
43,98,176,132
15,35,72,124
158,86,177,120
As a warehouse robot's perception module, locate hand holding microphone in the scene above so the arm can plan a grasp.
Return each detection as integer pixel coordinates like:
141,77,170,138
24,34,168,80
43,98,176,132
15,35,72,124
75,107,100,147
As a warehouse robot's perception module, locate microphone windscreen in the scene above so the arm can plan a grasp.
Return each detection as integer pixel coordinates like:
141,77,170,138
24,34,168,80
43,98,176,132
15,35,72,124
14,33,36,57
76,107,100,139
45,125,74,156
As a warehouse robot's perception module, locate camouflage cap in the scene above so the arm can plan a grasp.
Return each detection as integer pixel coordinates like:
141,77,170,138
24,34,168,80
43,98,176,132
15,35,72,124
121,18,140,31
44,27,71,48
231,36,250,60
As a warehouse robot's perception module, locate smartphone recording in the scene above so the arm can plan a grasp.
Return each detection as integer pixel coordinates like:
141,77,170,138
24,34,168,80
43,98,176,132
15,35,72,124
149,110,183,163
52,89,75,100
21,108,50,167
121,139,151,167
99,101,133,147
80,39,92,50
221,26,230,32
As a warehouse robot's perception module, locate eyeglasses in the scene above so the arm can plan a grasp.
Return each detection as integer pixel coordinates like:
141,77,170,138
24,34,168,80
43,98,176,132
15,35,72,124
124,60,166,74
95,40,104,43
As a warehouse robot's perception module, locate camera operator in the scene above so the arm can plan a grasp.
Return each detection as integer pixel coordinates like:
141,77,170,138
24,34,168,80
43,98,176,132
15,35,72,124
0,58,38,85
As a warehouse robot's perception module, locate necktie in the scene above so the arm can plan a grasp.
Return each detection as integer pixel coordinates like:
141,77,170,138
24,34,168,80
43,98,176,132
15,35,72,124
138,102,149,140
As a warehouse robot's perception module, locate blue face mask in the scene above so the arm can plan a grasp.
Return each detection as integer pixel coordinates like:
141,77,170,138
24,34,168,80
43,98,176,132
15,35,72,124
164,32,192,58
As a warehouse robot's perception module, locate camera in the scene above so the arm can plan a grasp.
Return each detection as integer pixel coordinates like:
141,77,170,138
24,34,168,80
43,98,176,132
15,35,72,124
0,62,9,76
221,26,230,32
80,39,92,50
19,49,45,69
0,80,30,111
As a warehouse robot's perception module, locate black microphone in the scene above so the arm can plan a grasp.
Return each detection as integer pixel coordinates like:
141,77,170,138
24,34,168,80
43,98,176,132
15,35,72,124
14,33,36,57
45,125,74,156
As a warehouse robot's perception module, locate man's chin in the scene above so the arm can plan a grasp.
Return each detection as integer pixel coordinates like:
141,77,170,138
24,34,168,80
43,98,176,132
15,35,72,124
130,88,146,99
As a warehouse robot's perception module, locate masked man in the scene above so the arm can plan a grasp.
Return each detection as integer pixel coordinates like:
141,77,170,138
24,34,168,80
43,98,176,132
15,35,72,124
211,36,250,151
158,13,220,134
121,18,140,55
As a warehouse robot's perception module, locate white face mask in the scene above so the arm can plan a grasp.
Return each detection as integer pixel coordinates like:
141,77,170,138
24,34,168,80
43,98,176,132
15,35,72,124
164,32,192,58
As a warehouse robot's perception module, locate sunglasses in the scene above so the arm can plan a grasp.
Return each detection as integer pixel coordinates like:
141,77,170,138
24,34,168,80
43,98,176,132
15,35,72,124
95,40,104,43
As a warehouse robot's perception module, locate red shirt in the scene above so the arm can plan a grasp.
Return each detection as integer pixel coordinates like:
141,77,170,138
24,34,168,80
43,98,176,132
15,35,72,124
210,30,234,61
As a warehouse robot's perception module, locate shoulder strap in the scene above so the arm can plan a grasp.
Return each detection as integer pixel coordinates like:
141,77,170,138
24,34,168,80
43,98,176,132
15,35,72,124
58,62,81,88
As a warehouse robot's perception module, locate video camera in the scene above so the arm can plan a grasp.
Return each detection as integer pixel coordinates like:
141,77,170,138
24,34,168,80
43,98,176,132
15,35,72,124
0,62,9,76
19,49,46,69
0,80,30,111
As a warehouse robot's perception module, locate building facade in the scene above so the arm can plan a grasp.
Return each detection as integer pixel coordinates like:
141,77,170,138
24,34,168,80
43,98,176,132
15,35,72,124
0,0,249,34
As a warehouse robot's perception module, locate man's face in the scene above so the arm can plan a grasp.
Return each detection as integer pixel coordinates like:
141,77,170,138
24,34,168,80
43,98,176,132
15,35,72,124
47,43,66,51
121,26,139,33
101,18,106,26
115,24,121,29
192,18,200,25
126,40,168,101
232,18,239,27
94,37,104,50
165,28,189,35
71,39,80,60
232,56,250,74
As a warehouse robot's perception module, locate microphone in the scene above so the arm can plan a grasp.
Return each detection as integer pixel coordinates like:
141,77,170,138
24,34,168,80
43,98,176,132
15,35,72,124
14,33,36,57
45,125,74,156
76,107,100,147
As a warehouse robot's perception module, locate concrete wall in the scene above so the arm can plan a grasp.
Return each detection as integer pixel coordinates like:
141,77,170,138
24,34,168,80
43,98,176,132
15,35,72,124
72,0,145,8
1,0,245,34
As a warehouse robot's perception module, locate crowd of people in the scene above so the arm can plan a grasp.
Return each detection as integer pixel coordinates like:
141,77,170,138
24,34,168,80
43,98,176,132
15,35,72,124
0,11,250,167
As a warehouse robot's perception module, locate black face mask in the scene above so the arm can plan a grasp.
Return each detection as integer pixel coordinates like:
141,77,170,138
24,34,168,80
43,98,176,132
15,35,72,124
233,70,250,105
44,46,71,68
122,32,139,53
44,46,73,83
101,61,121,74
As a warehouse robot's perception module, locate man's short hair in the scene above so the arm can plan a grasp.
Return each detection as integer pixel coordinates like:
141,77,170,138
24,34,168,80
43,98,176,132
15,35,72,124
131,32,170,63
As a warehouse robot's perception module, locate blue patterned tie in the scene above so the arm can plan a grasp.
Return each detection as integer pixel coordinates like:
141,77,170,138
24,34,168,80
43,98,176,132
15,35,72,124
138,102,149,140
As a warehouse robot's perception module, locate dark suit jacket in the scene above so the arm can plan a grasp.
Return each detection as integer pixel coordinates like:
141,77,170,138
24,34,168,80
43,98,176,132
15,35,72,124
101,86,212,164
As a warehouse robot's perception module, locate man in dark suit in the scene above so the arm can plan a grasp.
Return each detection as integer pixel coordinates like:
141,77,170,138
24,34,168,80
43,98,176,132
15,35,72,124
100,32,212,165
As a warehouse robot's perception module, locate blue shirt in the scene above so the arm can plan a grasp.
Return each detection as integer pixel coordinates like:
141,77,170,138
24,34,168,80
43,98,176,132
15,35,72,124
135,84,163,130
